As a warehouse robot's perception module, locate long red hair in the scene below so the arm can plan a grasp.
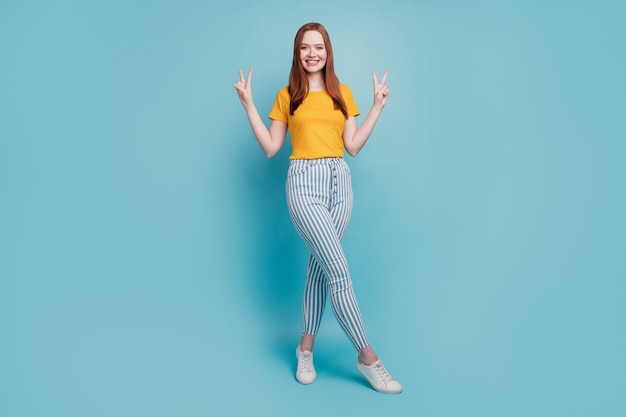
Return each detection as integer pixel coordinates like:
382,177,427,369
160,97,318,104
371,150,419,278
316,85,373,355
288,22,348,118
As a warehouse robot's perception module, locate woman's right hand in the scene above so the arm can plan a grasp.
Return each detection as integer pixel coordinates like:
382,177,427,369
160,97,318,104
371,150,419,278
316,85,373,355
372,70,389,107
233,67,254,107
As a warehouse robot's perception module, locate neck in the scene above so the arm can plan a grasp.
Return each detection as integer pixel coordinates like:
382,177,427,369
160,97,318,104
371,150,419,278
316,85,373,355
307,72,325,92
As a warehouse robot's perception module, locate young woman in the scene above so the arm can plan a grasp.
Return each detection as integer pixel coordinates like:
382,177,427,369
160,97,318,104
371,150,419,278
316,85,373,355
233,22,402,394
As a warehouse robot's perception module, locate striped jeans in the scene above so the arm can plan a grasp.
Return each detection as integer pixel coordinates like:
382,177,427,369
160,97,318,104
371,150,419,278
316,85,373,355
286,157,369,350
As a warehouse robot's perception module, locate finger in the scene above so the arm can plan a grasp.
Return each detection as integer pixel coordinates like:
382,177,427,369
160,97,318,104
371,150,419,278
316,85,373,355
380,70,388,85
246,67,253,88
372,70,378,85
239,69,245,84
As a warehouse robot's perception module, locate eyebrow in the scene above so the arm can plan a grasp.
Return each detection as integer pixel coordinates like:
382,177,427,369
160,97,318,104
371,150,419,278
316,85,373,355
301,43,324,47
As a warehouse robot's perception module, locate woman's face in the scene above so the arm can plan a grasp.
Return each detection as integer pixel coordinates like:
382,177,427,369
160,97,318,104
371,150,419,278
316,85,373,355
299,30,327,74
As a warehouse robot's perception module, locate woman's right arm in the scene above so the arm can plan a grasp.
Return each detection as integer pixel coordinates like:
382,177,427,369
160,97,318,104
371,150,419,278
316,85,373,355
234,68,287,158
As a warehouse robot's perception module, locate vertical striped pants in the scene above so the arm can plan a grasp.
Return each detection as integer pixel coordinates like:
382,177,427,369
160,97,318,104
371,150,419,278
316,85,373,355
286,157,369,350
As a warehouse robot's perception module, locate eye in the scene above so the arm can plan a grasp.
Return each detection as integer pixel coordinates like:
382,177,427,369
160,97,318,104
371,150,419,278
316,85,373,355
316,46,324,51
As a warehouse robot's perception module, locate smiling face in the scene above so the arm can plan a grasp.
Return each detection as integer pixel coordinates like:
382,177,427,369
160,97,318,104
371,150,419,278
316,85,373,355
299,30,327,74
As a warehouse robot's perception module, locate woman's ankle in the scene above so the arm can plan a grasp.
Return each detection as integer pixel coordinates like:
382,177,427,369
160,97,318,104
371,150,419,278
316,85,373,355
358,346,379,366
300,334,315,352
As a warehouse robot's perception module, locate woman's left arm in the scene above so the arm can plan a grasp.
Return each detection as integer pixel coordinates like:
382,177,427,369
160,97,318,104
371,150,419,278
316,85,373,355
343,70,389,157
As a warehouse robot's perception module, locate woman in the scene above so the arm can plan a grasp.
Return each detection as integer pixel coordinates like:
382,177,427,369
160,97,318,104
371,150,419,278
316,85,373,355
233,22,402,394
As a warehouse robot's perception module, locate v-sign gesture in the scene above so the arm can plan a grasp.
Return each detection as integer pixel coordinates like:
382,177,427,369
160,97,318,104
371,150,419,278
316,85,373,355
234,67,254,108
372,70,389,107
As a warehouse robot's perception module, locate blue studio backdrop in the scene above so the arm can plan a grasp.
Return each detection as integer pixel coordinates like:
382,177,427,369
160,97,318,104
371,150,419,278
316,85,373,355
1,1,624,416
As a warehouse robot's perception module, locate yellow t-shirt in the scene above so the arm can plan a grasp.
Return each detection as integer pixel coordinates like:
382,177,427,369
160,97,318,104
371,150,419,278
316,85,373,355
268,84,360,159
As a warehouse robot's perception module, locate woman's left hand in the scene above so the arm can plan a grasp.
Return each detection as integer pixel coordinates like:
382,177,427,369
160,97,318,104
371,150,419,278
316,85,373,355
372,70,389,107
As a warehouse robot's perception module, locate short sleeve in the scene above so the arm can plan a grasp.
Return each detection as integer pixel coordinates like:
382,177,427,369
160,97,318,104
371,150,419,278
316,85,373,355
268,87,290,123
341,84,360,117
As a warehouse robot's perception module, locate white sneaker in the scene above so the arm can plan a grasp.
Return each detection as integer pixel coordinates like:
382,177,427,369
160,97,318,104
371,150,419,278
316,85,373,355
295,345,316,384
356,359,403,394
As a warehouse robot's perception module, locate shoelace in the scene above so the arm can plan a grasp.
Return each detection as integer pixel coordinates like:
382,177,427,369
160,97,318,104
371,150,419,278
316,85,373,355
373,362,392,383
298,352,313,373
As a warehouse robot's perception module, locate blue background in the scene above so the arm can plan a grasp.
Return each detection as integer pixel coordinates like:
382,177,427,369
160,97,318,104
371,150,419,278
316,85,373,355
1,1,624,416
